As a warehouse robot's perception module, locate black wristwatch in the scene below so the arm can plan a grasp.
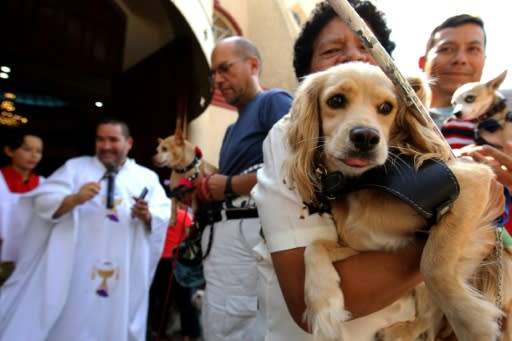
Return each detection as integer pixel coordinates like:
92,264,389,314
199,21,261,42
224,175,237,200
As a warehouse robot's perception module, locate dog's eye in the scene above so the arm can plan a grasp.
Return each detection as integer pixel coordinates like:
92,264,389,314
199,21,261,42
378,101,393,115
464,94,476,104
326,94,347,109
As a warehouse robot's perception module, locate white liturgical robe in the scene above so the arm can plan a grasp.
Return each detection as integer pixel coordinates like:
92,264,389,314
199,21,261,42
0,172,43,263
0,156,170,341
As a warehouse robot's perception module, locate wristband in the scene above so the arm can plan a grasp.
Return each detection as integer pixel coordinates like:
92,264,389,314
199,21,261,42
196,174,215,203
224,175,237,200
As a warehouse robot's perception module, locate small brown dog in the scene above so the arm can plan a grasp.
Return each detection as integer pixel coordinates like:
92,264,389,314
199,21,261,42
152,128,217,225
451,70,512,149
285,63,511,341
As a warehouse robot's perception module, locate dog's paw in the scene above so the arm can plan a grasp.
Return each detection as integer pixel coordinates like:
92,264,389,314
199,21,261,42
304,241,351,340
304,302,351,341
303,286,351,341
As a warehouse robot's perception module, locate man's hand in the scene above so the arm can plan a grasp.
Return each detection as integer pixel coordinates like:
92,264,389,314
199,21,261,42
52,182,101,219
205,174,228,201
459,143,512,189
75,182,101,205
131,197,152,225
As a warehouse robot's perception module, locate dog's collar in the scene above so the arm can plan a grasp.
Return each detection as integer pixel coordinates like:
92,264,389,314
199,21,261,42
310,151,460,228
478,98,507,122
173,147,202,174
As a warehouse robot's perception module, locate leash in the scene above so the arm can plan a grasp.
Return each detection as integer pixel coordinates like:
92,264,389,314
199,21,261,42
154,215,189,341
494,188,510,334
155,254,178,341
496,224,504,334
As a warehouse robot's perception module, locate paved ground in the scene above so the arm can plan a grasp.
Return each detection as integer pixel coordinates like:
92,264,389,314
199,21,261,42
147,332,202,341
146,332,202,341
146,310,202,341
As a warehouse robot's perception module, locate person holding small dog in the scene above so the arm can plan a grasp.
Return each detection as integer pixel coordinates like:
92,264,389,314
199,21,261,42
418,14,512,162
419,14,487,149
251,1,505,341
420,14,512,180
420,14,512,244
194,36,293,341
0,117,171,341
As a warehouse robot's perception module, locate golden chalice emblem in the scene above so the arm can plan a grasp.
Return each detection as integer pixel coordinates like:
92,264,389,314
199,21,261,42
92,260,119,297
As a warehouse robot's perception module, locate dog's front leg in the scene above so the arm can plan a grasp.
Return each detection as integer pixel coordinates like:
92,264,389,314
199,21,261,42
421,164,503,341
304,240,352,340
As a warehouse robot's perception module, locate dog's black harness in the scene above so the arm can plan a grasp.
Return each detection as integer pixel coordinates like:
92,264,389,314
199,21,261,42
309,152,460,234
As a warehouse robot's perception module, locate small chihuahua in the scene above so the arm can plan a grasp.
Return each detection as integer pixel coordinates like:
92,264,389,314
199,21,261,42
451,70,511,149
152,128,217,225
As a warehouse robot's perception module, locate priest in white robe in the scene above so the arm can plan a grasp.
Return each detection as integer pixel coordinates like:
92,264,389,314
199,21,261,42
0,118,171,341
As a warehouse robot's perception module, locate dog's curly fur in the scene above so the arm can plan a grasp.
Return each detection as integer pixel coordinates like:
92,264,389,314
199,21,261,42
284,62,512,341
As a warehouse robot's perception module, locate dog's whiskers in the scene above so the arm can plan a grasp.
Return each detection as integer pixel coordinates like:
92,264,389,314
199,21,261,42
384,150,414,177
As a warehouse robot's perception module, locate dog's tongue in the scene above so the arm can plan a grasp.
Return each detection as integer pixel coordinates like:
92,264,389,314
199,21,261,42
344,158,370,167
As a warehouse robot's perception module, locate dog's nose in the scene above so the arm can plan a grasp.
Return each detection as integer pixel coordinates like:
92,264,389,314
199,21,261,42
453,111,462,118
350,127,380,151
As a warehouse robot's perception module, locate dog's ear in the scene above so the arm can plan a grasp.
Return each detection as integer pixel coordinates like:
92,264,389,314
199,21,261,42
157,138,163,144
174,127,185,146
391,103,452,164
407,75,431,107
389,75,451,163
285,72,326,203
487,69,507,91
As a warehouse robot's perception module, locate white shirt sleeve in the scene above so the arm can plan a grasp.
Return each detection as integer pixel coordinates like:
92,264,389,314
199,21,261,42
252,115,338,253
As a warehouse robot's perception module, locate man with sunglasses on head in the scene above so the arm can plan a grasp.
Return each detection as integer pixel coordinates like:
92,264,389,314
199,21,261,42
194,36,292,340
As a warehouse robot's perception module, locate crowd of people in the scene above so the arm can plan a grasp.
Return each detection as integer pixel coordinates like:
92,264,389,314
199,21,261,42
1,0,511,340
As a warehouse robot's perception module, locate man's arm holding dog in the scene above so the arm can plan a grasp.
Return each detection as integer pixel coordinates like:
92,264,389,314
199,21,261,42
271,242,424,332
270,174,505,332
459,143,512,189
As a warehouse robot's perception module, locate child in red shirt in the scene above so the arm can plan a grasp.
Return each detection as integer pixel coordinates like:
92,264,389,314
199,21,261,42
147,208,201,341
0,129,44,283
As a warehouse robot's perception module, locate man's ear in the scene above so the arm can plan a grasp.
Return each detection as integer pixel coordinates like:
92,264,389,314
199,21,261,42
248,56,260,76
127,136,134,150
418,56,426,71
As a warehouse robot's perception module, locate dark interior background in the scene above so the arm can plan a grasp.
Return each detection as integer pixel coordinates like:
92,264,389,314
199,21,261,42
0,0,212,179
